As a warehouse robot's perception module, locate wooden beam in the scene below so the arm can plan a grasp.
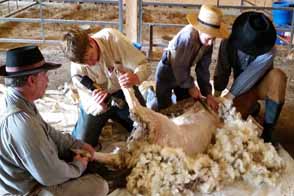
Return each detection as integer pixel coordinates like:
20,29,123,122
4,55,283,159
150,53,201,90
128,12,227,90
142,0,242,6
244,0,272,7
125,0,138,42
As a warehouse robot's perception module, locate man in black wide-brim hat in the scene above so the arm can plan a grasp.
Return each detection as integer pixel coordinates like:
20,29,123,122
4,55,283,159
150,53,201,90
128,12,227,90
0,45,108,196
213,11,287,143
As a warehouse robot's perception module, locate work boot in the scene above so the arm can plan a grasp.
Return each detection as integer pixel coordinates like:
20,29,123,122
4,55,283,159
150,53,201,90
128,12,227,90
249,102,261,117
261,98,284,143
261,123,274,143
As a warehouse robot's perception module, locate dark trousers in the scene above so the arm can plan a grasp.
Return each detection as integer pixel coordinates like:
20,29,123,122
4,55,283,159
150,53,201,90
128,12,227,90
72,86,145,147
154,54,190,110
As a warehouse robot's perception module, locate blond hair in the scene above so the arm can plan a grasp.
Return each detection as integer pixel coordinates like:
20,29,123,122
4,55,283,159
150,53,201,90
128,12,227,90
62,28,90,64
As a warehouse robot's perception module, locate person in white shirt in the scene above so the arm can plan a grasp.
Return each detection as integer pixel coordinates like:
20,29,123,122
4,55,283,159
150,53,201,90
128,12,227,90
62,28,151,148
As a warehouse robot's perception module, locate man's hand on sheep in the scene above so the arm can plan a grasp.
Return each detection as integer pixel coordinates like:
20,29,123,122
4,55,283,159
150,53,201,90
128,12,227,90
206,94,219,112
188,85,201,100
218,92,235,119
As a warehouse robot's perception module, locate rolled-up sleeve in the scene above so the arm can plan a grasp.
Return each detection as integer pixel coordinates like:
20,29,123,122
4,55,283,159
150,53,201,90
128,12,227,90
71,63,107,116
133,61,151,84
75,84,106,116
230,49,274,96
107,28,151,83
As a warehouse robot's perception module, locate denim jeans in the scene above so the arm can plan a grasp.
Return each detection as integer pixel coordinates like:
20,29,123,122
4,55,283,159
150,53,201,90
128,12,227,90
72,87,145,147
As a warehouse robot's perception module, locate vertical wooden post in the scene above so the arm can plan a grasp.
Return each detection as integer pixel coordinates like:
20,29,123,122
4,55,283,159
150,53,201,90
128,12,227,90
125,0,138,42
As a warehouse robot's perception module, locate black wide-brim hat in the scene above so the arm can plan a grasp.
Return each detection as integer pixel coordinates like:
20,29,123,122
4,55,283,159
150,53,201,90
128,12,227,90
228,11,276,56
0,45,61,77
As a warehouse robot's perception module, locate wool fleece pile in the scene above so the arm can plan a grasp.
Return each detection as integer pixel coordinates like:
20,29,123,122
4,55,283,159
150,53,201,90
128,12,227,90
125,101,285,195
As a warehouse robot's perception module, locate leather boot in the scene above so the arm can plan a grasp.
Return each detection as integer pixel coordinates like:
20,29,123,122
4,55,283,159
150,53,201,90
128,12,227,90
249,102,261,117
261,99,284,143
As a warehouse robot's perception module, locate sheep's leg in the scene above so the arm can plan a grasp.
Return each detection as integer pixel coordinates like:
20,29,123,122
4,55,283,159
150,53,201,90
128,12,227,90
121,87,143,111
72,149,124,168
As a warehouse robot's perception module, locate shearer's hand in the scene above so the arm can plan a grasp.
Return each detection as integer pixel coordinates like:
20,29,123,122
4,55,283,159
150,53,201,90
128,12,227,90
74,154,89,167
92,89,108,109
188,86,201,100
218,92,235,116
224,92,235,101
81,143,96,161
118,72,140,88
206,94,219,112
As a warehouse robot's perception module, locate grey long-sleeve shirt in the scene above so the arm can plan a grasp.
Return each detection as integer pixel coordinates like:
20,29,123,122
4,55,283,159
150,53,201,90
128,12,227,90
214,39,274,96
0,87,86,195
167,25,213,96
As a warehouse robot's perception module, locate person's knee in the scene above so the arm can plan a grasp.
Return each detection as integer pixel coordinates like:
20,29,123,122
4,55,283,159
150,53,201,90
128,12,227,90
268,68,287,85
91,174,109,196
266,68,287,102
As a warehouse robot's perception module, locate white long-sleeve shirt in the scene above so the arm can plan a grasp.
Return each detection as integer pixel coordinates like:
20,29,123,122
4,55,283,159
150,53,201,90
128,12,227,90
71,28,151,115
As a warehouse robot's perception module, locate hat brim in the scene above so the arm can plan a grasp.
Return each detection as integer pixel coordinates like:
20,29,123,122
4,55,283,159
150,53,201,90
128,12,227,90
0,62,61,78
186,13,229,38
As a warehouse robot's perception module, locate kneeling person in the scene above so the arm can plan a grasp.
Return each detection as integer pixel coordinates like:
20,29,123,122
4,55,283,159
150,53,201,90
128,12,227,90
149,5,229,112
62,28,151,147
214,12,287,143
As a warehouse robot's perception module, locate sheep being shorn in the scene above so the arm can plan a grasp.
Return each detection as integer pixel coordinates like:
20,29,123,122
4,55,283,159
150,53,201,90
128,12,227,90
119,87,284,194
92,87,286,195
124,87,220,157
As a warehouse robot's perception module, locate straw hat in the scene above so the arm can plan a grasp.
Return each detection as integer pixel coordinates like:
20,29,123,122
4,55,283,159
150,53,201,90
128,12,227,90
186,4,229,38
